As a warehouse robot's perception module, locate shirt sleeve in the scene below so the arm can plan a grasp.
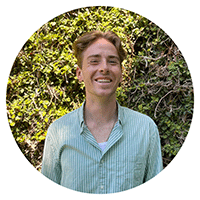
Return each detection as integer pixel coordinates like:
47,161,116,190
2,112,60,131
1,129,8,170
144,122,163,182
41,124,61,184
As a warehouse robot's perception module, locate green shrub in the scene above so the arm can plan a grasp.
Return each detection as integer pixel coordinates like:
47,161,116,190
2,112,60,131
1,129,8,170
6,6,193,170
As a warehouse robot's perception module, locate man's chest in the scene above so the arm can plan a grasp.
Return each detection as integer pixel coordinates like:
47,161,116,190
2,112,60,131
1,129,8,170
59,137,148,192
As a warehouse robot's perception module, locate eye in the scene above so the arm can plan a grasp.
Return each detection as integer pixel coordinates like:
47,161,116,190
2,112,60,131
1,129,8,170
90,60,99,65
108,60,118,64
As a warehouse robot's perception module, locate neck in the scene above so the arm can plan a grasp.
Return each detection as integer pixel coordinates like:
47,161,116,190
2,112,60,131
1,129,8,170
84,95,118,125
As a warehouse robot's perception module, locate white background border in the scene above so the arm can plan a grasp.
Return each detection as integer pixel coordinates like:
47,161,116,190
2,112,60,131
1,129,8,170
1,1,199,199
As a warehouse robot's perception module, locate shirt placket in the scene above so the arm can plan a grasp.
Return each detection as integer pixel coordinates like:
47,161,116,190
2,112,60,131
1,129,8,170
98,123,123,194
98,157,106,194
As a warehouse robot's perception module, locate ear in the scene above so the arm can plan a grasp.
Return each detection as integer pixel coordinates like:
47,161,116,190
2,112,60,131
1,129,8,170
76,66,83,82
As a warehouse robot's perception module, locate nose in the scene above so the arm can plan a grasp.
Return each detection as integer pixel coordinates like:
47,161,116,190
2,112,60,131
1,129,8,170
99,60,109,74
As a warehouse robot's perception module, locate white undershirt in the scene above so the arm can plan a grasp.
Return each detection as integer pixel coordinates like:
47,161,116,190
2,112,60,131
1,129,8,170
98,141,107,152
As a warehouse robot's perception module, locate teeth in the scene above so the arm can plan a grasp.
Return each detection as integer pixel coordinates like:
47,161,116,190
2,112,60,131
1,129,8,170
96,79,111,83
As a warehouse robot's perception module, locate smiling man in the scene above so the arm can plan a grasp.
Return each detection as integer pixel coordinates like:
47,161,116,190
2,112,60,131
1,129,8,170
41,30,163,193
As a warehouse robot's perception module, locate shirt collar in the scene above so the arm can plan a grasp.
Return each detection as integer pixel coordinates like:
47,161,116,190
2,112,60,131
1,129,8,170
78,100,124,132
117,101,123,126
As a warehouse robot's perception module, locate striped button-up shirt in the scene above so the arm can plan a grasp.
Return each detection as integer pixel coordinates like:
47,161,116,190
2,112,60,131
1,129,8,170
41,101,163,193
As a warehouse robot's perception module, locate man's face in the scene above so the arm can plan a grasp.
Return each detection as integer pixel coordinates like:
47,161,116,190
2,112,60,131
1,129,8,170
76,38,122,99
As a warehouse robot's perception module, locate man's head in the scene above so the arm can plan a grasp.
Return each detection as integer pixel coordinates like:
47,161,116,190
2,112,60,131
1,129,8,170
72,30,126,68
73,31,126,99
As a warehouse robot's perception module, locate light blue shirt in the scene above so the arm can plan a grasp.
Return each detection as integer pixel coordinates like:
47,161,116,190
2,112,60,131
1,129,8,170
41,101,163,193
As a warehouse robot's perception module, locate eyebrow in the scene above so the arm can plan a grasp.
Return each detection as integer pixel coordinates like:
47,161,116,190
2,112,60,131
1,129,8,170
87,54,101,60
87,54,120,60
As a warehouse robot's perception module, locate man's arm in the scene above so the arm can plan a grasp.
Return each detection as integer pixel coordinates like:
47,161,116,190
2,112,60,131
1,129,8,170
144,123,163,182
41,124,61,184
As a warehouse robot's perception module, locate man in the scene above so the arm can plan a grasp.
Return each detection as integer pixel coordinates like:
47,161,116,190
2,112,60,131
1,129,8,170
41,30,163,193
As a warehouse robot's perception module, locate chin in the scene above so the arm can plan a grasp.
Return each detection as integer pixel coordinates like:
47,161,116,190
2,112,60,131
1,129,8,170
95,90,116,98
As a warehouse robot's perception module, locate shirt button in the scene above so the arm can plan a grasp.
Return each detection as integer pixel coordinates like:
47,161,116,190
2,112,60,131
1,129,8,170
100,185,104,189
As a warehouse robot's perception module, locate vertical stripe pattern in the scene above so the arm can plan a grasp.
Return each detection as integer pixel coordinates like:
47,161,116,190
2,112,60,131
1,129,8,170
41,102,163,193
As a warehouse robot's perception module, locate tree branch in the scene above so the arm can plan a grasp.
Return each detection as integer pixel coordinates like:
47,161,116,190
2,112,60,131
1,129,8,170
154,90,174,118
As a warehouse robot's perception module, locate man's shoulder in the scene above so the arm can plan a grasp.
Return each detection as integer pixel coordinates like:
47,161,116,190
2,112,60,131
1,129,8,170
50,106,81,129
120,105,156,126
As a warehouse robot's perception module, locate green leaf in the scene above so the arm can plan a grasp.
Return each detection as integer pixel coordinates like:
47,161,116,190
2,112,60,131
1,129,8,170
138,104,143,111
44,118,48,123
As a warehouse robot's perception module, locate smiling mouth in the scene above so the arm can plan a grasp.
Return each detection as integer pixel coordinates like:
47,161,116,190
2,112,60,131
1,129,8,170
95,79,112,83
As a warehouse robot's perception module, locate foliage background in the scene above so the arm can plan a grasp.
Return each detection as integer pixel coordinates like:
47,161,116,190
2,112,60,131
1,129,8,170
6,6,193,171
